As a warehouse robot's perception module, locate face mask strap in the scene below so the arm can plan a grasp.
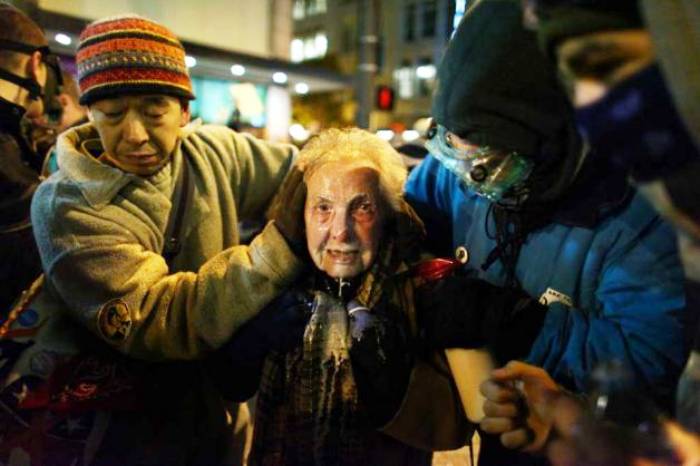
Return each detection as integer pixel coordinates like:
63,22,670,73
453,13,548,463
425,123,533,201
0,67,42,99
0,40,62,100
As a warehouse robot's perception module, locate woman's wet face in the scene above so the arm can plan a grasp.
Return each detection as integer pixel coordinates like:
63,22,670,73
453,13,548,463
304,162,386,279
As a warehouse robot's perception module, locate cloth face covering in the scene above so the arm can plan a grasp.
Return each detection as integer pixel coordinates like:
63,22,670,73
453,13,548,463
574,64,699,182
425,124,533,201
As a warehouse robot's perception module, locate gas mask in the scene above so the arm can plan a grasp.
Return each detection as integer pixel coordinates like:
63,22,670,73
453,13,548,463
425,122,533,202
0,39,63,124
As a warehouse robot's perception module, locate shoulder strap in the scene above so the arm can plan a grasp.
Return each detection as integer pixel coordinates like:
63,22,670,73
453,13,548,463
162,156,192,267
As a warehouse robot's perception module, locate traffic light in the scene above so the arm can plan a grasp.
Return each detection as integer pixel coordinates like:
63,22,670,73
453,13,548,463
376,85,395,111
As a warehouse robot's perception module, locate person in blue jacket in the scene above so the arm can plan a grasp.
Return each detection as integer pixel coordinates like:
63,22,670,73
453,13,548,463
406,1,689,465
474,1,700,465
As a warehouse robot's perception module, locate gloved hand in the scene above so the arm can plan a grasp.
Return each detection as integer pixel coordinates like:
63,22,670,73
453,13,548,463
418,275,548,365
267,165,307,255
206,289,313,401
347,301,413,427
228,289,313,359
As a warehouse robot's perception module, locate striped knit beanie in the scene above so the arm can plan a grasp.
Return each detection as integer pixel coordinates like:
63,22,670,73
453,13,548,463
76,14,195,106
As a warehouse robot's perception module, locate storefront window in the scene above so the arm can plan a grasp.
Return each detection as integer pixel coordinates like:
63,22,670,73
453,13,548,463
291,31,328,62
404,3,416,42
290,38,304,62
422,0,437,38
394,64,414,99
293,0,305,19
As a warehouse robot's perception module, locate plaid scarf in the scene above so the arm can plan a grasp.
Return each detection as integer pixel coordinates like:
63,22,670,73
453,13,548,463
250,241,424,465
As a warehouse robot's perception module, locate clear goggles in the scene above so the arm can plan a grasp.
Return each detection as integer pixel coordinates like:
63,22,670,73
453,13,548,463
425,123,533,201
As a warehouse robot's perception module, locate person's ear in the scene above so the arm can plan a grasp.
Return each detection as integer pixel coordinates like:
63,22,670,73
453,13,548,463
27,50,47,87
180,105,191,127
57,93,70,107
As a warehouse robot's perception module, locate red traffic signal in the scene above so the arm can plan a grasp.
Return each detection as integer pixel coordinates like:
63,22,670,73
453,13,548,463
376,85,395,111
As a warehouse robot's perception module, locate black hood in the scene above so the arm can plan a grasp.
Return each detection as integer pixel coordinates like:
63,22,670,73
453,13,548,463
529,0,643,56
432,0,583,202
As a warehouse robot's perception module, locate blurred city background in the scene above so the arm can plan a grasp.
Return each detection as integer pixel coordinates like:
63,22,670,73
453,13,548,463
8,0,468,153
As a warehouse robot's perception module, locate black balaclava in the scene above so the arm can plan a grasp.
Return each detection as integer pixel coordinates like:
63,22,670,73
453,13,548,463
431,0,585,286
432,0,583,205
532,0,700,225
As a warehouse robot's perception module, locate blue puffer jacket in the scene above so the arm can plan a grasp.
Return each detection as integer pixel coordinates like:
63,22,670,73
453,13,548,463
406,155,688,404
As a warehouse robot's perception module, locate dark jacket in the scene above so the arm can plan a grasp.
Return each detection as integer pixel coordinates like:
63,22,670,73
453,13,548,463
0,97,44,312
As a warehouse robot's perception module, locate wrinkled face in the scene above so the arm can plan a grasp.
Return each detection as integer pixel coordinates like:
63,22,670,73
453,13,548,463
304,163,386,279
89,95,189,175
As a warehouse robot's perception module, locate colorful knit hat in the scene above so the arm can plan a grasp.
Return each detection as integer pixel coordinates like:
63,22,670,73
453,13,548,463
76,14,195,106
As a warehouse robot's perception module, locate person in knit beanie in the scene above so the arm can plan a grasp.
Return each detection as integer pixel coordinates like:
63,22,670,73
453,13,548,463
0,13,310,466
73,14,196,176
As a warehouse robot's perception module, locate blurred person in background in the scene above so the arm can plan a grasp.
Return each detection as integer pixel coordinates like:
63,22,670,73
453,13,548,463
405,1,690,464
0,13,309,466
479,1,700,464
56,70,88,132
40,70,90,175
0,2,61,318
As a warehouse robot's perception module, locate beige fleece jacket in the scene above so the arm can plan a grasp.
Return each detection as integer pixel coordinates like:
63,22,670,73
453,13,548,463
31,121,303,361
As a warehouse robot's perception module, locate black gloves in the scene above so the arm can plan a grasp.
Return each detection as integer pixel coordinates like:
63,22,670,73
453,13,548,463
228,289,313,358
418,275,548,365
206,289,313,401
347,301,413,427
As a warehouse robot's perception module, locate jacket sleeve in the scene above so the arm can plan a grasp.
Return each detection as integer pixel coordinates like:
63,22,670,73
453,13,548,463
222,129,296,221
405,156,456,257
527,217,688,405
32,181,303,361
181,126,296,222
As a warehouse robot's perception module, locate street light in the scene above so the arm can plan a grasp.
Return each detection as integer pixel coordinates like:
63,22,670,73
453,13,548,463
402,130,420,142
289,123,310,142
54,33,72,46
230,64,246,76
416,65,436,79
376,129,395,141
272,71,288,84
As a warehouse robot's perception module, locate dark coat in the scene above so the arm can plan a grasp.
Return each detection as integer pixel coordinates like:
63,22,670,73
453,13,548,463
0,97,45,312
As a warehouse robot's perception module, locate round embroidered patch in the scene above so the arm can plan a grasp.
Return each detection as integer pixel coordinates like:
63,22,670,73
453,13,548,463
96,299,132,343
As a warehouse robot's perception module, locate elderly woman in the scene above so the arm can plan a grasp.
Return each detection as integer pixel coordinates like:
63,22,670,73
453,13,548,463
218,128,469,465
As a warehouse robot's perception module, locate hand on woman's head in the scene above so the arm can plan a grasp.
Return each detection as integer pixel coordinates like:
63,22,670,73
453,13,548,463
269,165,308,253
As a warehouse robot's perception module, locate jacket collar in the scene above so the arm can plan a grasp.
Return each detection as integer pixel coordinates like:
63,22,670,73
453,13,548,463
550,150,633,228
56,120,204,211
56,123,136,209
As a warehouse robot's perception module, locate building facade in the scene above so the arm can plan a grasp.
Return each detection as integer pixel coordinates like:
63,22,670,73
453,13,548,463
291,0,461,138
